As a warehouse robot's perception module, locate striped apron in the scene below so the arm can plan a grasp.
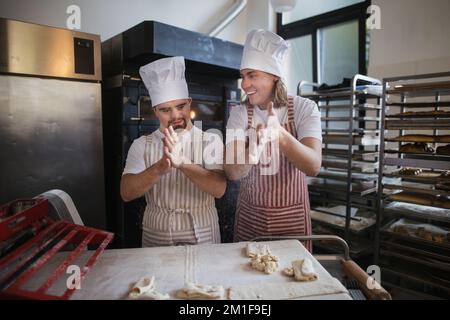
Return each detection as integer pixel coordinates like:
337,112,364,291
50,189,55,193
141,128,221,247
233,101,313,251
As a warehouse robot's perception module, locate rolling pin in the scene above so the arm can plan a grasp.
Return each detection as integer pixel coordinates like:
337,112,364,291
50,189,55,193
341,259,392,300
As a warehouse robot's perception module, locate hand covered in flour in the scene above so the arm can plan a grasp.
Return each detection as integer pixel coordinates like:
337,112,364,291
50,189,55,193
163,126,190,168
248,102,282,164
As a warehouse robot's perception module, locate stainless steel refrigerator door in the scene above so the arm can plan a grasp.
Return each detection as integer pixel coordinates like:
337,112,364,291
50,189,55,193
0,75,106,229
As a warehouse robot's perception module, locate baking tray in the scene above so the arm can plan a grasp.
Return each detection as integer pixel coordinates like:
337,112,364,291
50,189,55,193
386,191,450,210
308,179,377,196
386,101,450,108
383,201,450,224
380,249,450,272
380,219,450,250
386,110,450,118
322,116,380,121
384,170,450,185
322,157,379,172
322,149,379,161
310,207,375,235
381,239,450,264
323,134,380,146
318,169,378,182
386,81,450,99
385,119,450,129
318,103,380,110
384,184,450,197
385,135,450,143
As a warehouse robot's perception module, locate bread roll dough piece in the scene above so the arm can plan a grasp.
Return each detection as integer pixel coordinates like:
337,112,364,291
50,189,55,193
246,243,271,258
291,259,319,282
176,282,225,299
250,254,279,274
128,276,170,300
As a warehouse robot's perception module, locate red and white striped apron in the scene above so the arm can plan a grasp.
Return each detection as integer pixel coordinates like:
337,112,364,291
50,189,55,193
141,127,221,247
233,100,312,251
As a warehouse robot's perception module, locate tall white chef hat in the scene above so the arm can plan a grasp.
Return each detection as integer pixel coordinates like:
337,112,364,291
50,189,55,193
139,56,189,107
240,29,290,78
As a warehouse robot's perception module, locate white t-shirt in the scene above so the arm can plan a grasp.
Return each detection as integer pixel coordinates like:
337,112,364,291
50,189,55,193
122,126,224,175
226,96,322,143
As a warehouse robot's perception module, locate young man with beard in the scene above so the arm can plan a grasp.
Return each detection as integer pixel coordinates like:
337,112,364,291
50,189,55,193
120,56,226,247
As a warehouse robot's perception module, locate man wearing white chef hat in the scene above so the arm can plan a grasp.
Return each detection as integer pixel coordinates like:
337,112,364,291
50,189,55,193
120,56,226,247
224,30,322,251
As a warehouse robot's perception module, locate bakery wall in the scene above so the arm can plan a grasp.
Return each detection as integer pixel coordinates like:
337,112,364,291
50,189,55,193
368,0,450,79
0,0,275,44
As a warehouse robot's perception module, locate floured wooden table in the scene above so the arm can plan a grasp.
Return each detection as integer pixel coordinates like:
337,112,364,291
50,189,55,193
22,240,351,300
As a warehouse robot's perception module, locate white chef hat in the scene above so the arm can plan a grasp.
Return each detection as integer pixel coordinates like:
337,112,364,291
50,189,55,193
240,29,290,78
139,56,189,107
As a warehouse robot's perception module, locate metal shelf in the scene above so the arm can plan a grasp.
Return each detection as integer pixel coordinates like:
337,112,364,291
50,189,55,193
383,170,450,185
385,119,450,129
384,157,450,171
322,116,380,121
376,73,450,298
318,103,381,110
318,170,378,182
301,74,382,245
383,184,450,197
383,201,450,224
386,101,450,108
308,183,377,197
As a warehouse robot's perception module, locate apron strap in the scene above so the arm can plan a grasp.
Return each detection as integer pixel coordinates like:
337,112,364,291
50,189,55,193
247,105,255,129
287,95,295,123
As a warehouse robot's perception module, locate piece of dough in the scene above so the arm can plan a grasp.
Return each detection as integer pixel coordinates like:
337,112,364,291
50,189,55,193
176,282,225,300
128,276,170,300
291,259,318,282
250,254,279,274
246,243,271,258
399,143,434,154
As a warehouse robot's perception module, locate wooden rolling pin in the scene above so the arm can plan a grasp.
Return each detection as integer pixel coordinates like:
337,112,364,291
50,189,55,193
341,259,392,300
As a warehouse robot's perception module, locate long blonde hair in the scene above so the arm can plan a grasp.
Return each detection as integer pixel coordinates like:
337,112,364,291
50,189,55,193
241,78,289,108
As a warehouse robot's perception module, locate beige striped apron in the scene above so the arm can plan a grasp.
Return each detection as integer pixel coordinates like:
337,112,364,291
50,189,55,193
141,128,221,247
234,100,313,251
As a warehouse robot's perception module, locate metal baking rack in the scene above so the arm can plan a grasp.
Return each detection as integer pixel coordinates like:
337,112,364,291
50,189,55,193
299,74,382,261
375,71,450,299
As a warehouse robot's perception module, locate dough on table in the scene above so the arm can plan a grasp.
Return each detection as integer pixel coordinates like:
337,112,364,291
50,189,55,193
176,282,226,300
246,242,271,258
128,276,170,300
250,254,279,274
284,259,319,282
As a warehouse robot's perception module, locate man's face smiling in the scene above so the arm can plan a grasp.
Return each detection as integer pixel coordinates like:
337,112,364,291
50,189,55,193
154,98,192,132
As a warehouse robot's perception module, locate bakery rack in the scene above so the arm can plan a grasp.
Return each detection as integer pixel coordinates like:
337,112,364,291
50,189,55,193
375,71,450,299
299,74,382,262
